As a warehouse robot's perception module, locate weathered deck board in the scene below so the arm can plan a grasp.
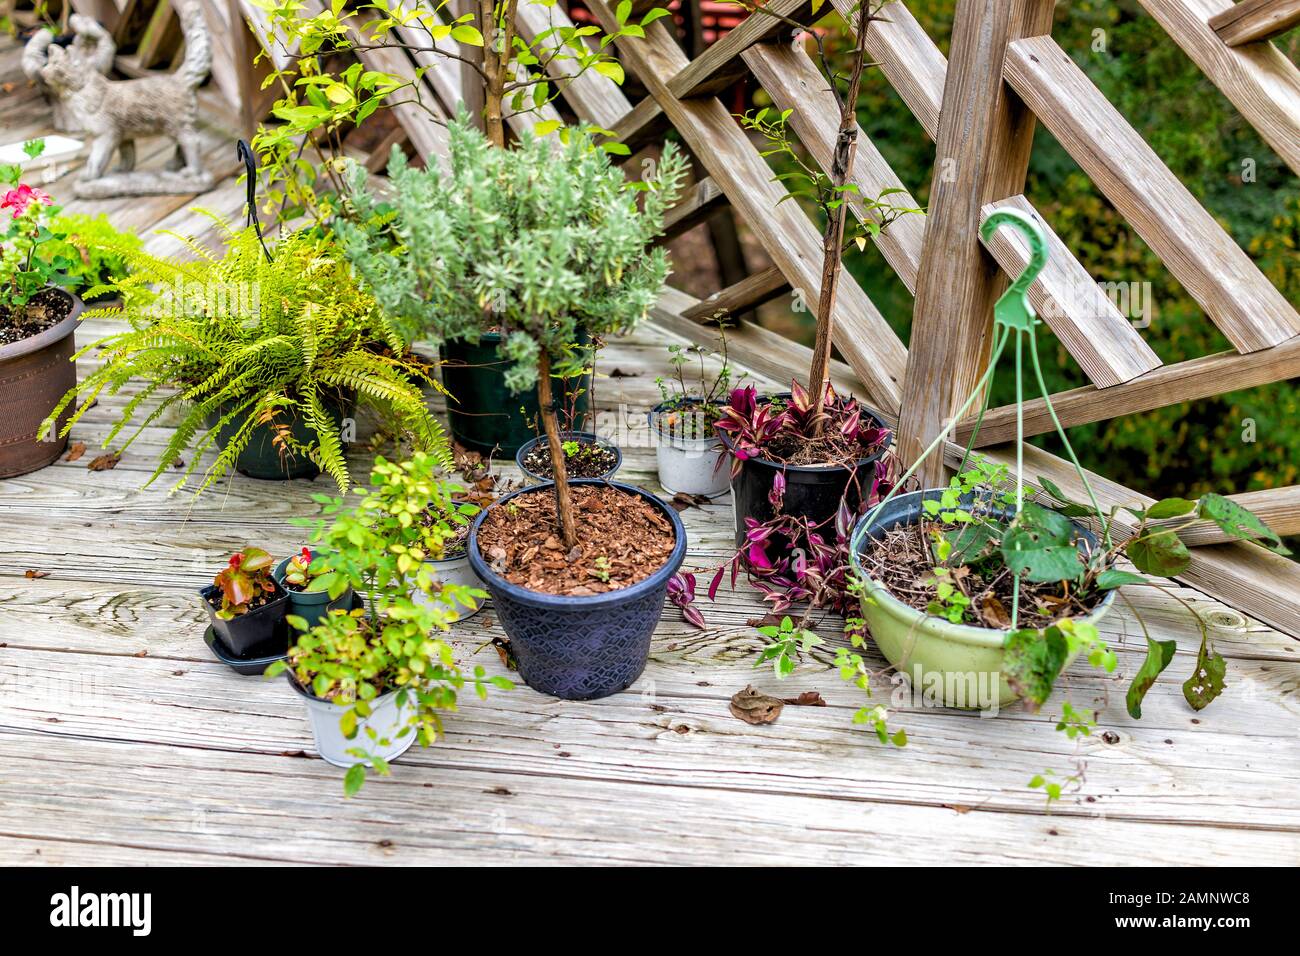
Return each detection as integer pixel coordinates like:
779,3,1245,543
1,43,1297,867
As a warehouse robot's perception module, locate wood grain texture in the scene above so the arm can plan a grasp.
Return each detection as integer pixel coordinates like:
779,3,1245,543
679,266,790,322
958,337,1300,446
666,0,810,99
744,39,927,293
895,0,1056,487
586,0,907,411
833,0,946,139
1004,35,1300,351
1141,0,1300,176
605,95,670,157
661,176,727,242
1209,0,1300,45
980,196,1161,387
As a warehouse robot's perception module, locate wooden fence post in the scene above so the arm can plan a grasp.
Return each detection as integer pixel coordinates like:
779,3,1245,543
893,0,1054,485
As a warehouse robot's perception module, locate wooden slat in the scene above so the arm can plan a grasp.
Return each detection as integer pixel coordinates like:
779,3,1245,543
514,0,633,132
679,266,790,322
666,0,810,99
660,176,726,241
957,337,1300,447
1156,485,1300,545
1004,35,1300,353
1140,0,1300,176
1209,0,1300,45
744,40,926,293
587,0,907,411
135,0,181,70
833,0,945,139
70,0,122,31
980,196,1162,388
895,0,1056,486
605,95,669,156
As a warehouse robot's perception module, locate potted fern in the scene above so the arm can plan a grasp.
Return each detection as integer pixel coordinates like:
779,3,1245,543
344,119,689,700
41,223,446,494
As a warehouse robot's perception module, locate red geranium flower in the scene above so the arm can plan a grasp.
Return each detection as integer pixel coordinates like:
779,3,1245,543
1,184,53,219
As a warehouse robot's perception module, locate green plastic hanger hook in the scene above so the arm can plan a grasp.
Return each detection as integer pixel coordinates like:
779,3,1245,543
981,208,1048,333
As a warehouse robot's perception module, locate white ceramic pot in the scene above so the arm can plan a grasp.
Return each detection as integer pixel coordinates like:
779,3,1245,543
291,683,415,768
651,406,729,498
415,552,487,621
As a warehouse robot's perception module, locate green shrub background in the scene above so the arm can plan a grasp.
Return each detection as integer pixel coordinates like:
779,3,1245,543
759,0,1299,502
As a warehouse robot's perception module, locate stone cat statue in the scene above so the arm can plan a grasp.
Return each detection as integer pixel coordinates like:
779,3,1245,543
22,20,116,133
37,1,215,198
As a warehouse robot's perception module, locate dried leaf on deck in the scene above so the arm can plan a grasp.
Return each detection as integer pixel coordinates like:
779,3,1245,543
64,442,86,462
88,451,121,471
729,684,784,725
24,569,49,579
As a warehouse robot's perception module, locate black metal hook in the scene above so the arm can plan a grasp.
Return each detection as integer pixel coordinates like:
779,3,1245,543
236,139,273,263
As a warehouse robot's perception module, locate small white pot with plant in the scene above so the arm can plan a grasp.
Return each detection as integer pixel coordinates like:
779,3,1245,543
649,333,738,498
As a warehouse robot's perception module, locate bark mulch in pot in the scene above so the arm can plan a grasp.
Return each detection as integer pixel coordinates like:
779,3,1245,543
477,484,675,596
522,439,617,479
0,287,74,347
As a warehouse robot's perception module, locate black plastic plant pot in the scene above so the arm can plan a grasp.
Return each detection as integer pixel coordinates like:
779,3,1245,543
199,582,290,659
467,480,687,701
205,393,350,481
440,332,592,457
514,430,622,483
272,553,353,630
719,399,891,547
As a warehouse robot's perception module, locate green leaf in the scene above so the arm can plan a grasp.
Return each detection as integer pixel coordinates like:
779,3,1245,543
615,0,632,24
533,119,562,137
1095,569,1147,590
1126,638,1176,719
1197,493,1288,553
1127,529,1190,577
339,707,358,739
1182,637,1226,712
1035,475,1094,517
1146,497,1197,519
1003,627,1069,709
594,60,625,84
343,764,366,797
450,24,483,45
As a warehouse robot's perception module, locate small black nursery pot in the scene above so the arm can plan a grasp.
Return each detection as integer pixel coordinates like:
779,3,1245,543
199,582,290,659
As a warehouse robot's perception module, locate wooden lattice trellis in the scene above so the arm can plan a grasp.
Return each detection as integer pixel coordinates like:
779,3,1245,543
18,0,1300,636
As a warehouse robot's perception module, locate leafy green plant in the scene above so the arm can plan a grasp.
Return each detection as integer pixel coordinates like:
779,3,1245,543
1,140,78,316
282,546,327,591
40,223,448,495
212,547,279,619
338,118,686,546
653,331,740,439
269,452,507,795
36,212,143,299
248,0,662,226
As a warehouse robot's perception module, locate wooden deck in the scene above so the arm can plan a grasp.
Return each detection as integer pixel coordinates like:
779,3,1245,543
2,43,1298,867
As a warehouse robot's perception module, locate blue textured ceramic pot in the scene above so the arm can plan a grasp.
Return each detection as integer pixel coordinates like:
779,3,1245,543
468,480,686,700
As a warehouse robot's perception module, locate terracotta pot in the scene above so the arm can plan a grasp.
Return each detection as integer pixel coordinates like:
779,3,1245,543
0,288,82,478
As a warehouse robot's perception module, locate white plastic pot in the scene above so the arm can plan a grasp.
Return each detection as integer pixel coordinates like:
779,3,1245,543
291,683,415,769
653,419,729,498
415,552,487,621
